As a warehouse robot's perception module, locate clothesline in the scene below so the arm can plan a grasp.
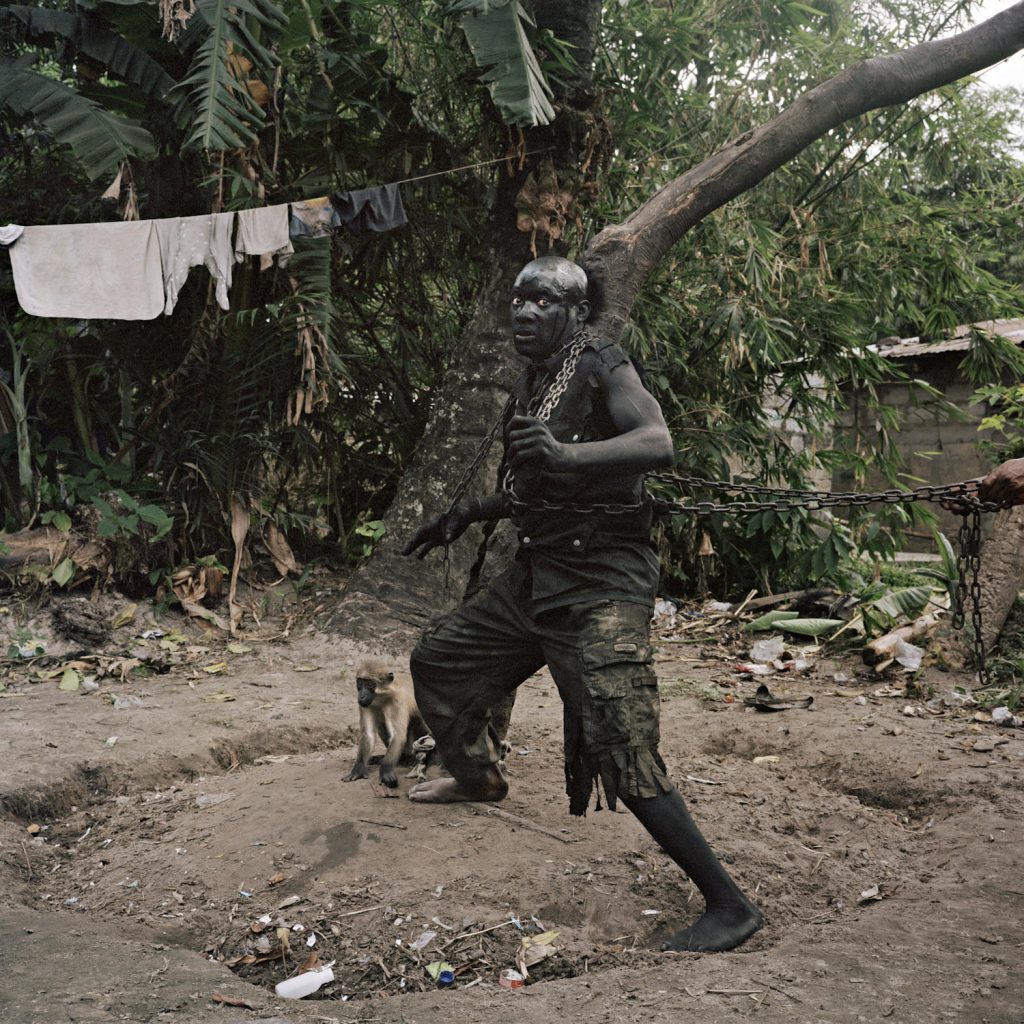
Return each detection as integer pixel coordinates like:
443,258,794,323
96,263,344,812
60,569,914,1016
392,147,552,185
2,149,554,321
2,184,408,321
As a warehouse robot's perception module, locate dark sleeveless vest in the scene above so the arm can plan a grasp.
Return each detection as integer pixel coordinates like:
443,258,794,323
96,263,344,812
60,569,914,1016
504,336,659,615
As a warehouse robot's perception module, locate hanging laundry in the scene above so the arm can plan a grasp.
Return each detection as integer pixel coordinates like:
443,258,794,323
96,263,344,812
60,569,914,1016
1,225,25,249
330,183,407,237
7,221,164,320
234,204,294,270
154,212,234,314
288,197,341,238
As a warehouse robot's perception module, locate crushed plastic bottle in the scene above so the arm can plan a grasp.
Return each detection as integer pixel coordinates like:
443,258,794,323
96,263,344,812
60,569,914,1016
749,635,785,664
992,706,1022,728
275,963,335,999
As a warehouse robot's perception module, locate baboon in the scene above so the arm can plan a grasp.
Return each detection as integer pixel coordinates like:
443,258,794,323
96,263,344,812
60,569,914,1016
345,660,427,788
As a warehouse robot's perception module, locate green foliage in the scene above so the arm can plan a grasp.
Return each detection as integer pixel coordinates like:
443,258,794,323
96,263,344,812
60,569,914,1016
449,0,555,126
589,0,1024,595
973,381,1024,463
51,557,75,586
743,610,799,631
0,6,176,99
37,451,174,545
175,0,288,151
0,55,156,178
776,617,845,637
353,518,385,558
982,597,1024,708
1,0,1022,593
859,585,935,635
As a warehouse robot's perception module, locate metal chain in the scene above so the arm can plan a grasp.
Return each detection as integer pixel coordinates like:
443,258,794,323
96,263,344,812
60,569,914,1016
529,331,590,422
502,331,607,508
438,330,595,593
953,507,987,682
441,349,1007,685
511,472,1008,686
439,394,516,596
655,476,995,686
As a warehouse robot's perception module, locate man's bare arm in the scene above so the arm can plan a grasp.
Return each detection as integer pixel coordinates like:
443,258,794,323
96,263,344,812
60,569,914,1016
506,360,674,479
978,457,1024,506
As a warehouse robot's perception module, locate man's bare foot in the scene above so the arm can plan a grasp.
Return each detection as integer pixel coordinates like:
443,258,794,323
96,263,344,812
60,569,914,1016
408,773,508,803
660,902,763,953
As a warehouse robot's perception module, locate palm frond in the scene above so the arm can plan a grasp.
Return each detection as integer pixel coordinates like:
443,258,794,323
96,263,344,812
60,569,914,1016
0,56,156,179
0,7,176,100
175,0,287,152
448,0,555,127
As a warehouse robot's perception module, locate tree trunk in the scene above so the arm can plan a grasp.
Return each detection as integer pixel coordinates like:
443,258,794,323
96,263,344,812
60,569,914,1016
335,1,1024,644
976,507,1024,653
328,239,528,648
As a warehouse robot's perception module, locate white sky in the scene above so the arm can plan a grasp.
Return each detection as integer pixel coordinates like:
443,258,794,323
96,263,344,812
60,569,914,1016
971,0,1023,90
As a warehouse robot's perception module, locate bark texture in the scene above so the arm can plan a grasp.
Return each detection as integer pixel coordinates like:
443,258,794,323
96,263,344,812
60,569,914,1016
976,507,1024,653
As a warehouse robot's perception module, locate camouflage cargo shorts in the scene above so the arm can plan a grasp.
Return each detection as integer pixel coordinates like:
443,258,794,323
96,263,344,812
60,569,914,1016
410,570,670,812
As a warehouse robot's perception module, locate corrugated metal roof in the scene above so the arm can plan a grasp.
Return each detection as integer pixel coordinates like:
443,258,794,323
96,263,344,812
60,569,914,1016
878,318,1024,359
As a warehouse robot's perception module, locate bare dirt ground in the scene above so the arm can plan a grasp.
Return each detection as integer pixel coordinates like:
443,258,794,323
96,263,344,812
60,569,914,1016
1,576,1022,1024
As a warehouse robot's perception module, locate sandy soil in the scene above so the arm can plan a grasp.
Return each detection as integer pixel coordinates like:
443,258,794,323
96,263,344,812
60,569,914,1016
1,582,1022,1024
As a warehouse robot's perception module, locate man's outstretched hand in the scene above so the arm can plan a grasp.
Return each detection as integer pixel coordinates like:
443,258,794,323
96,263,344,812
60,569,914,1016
978,457,1024,507
401,503,475,560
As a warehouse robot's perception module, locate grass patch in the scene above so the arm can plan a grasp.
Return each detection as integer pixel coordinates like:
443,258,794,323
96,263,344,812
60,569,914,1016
658,677,727,702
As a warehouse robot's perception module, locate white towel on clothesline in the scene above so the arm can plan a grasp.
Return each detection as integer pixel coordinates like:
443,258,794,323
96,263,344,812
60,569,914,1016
234,204,293,269
7,221,165,320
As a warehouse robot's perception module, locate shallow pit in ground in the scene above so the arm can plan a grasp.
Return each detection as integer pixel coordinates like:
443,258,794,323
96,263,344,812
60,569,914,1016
10,698,986,1004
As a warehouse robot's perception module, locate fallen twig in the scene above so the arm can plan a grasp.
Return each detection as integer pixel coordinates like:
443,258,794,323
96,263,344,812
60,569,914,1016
752,978,803,1003
335,903,385,919
357,818,407,830
21,840,32,880
441,918,518,948
464,802,577,844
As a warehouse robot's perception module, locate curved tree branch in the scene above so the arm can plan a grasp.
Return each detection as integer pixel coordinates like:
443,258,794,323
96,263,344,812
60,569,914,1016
585,1,1024,338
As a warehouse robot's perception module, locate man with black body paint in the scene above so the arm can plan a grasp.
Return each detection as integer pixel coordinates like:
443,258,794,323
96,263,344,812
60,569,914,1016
401,256,762,953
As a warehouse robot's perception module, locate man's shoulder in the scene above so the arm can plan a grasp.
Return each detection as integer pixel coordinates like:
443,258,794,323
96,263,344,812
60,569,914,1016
581,334,631,373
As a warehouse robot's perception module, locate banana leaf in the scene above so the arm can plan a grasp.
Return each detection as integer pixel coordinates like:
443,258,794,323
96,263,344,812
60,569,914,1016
917,529,960,614
0,56,155,179
776,618,845,637
868,585,934,622
0,7,175,100
743,610,800,632
449,0,555,127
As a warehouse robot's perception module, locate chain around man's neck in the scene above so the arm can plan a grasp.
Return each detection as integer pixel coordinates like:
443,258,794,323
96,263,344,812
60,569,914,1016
528,330,591,422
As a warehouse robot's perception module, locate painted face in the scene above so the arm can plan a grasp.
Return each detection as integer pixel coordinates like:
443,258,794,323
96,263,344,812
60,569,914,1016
509,262,589,364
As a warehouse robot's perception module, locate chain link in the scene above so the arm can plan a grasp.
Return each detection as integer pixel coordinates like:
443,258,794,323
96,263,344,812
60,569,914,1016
646,475,1002,684
439,394,515,596
529,331,590,422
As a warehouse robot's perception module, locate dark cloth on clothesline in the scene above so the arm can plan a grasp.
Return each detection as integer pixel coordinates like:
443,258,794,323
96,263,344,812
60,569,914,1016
329,183,407,237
